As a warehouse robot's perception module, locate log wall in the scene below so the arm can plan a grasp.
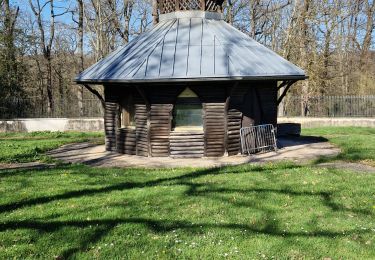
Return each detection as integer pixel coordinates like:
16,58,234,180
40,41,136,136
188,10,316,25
116,128,136,154
104,81,278,157
104,87,119,151
191,85,226,157
170,131,204,158
226,84,248,155
135,103,149,156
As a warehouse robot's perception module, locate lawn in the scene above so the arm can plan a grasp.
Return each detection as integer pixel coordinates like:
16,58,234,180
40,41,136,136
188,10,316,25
0,128,374,259
302,127,375,166
0,131,103,163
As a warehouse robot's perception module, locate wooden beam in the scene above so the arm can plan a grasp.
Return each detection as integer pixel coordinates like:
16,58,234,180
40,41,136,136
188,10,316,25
277,80,298,106
277,80,289,91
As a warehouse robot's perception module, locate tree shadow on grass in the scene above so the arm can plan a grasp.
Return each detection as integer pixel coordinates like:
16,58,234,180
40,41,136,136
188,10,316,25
0,163,297,213
0,216,372,258
0,163,373,258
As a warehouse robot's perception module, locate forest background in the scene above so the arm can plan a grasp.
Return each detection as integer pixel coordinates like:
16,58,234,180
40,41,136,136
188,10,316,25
0,0,374,118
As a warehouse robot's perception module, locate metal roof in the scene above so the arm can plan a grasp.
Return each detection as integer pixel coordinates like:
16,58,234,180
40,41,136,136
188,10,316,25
76,11,306,84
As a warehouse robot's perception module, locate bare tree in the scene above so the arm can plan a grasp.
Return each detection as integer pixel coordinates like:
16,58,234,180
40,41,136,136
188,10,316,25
29,0,69,115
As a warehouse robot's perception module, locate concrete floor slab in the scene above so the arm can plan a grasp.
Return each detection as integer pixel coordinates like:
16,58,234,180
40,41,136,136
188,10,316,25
47,137,341,168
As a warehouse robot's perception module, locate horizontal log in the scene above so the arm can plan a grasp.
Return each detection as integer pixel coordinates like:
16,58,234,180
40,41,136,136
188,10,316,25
151,154,169,157
204,128,225,132
170,151,204,155
150,131,170,135
170,137,204,140
227,145,240,150
206,146,224,150
150,136,170,140
227,144,240,149
151,145,169,151
151,147,169,151
170,146,204,150
204,111,224,115
150,133,170,137
204,121,225,125
150,124,170,127
170,141,204,144
171,155,203,158
205,118,225,121
227,112,242,116
170,135,204,137
170,132,204,136
205,135,225,139
150,121,170,124
151,104,173,108
116,136,136,140
123,151,136,155
227,122,241,126
203,103,225,106
150,136,169,139
151,150,170,154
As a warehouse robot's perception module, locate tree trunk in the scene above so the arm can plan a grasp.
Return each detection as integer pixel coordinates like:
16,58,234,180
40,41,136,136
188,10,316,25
299,0,310,117
77,0,84,116
46,56,54,115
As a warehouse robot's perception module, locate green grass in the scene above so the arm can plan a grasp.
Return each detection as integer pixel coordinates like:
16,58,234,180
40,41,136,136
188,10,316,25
0,132,103,163
0,127,374,259
302,127,375,166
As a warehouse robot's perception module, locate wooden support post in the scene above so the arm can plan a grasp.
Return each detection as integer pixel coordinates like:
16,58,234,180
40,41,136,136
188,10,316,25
277,80,298,106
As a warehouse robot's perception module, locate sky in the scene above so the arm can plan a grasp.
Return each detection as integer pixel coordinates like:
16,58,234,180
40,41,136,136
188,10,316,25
14,0,75,25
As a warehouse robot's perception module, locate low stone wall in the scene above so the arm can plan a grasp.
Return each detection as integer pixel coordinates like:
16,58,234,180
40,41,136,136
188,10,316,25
278,117,375,128
0,118,104,133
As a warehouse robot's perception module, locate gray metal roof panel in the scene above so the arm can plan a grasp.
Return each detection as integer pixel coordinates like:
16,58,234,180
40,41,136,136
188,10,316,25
76,11,306,83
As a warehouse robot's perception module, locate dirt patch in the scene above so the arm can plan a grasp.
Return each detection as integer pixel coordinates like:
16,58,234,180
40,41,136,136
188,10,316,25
0,162,55,171
316,161,375,173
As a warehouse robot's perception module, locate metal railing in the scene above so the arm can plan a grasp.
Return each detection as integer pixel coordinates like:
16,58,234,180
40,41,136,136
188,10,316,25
282,95,375,117
1,95,374,119
240,124,277,155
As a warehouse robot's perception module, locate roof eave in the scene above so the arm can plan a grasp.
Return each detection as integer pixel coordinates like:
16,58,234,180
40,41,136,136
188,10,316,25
75,75,308,85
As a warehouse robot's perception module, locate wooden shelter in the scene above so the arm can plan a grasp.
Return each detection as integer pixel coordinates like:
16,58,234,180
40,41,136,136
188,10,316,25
75,0,306,158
